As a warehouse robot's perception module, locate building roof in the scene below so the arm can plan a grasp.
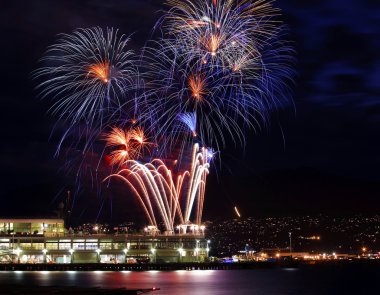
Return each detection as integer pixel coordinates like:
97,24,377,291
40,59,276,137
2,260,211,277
0,218,64,223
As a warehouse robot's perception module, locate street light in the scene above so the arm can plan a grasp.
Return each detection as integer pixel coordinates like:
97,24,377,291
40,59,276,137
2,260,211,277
96,248,101,263
123,248,128,263
178,248,183,263
206,241,210,258
42,249,48,263
14,248,22,263
151,248,156,263
11,232,15,252
194,247,200,262
69,249,74,263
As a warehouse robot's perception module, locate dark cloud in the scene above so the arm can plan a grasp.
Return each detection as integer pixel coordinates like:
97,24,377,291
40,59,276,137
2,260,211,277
280,0,380,109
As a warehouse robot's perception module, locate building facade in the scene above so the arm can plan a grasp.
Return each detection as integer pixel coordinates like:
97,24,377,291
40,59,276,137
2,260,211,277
0,219,209,264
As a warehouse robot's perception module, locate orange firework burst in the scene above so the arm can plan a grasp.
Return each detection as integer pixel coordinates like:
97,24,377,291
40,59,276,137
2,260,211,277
103,127,132,165
109,149,130,166
34,27,136,138
88,61,110,83
188,74,207,101
129,127,154,156
205,34,224,57
103,126,152,166
104,127,130,147
130,127,146,144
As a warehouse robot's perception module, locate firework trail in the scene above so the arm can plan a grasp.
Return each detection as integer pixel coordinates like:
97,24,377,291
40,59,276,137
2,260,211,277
105,143,210,232
178,112,197,137
234,206,241,218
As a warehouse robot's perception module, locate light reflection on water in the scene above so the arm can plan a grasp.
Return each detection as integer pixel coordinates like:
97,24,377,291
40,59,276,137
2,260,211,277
0,267,378,295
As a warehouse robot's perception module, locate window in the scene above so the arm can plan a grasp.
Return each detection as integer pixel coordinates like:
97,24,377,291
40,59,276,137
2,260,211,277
46,242,58,250
0,243,9,250
59,243,71,250
20,243,32,250
112,243,124,250
73,241,85,250
99,243,112,250
85,242,98,250
31,243,44,250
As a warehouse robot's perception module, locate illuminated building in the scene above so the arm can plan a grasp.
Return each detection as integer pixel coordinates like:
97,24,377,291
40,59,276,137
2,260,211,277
0,218,209,264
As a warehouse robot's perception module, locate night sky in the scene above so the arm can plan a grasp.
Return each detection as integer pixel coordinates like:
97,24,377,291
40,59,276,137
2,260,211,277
0,0,379,223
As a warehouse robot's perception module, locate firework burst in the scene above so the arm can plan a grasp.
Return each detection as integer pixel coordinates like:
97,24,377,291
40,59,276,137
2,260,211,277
188,73,207,102
141,0,294,153
35,0,294,229
34,27,137,129
162,0,281,66
103,126,152,166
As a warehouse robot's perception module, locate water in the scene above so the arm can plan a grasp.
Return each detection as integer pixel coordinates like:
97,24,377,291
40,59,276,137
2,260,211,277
0,266,379,294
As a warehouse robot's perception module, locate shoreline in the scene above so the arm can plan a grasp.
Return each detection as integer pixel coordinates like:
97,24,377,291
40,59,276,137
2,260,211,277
0,260,379,271
0,285,160,294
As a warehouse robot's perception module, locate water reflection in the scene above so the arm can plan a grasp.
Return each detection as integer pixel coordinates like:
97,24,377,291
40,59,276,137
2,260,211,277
0,267,378,295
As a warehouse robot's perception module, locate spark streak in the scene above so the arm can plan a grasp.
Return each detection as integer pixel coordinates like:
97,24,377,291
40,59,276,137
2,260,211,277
178,112,197,137
234,206,241,218
105,144,209,232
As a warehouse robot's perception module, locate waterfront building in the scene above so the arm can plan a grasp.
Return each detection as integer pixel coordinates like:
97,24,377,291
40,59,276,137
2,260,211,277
0,218,209,264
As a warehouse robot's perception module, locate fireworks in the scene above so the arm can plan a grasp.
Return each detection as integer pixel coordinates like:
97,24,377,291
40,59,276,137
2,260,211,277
35,0,294,231
105,143,210,232
162,0,280,65
178,112,197,137
34,27,137,129
142,0,294,152
88,62,110,83
188,73,207,101
234,206,241,218
103,126,152,165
